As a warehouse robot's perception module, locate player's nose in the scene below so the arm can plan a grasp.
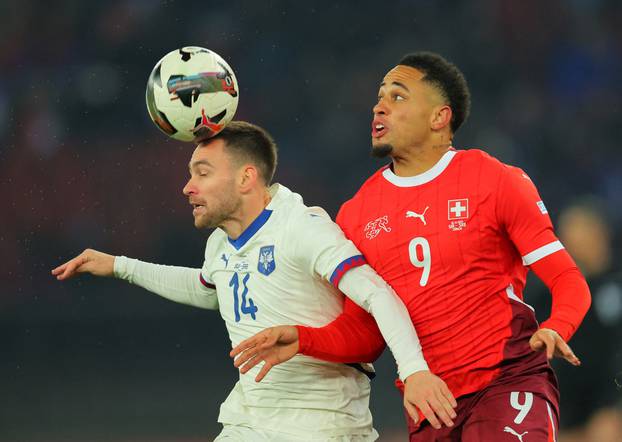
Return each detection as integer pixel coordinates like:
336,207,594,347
182,179,196,196
373,98,388,116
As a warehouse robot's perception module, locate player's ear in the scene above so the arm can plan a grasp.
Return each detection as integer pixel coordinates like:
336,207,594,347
430,105,452,131
239,164,259,192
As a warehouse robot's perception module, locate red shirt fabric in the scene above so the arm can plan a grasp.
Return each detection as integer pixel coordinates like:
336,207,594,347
299,148,590,399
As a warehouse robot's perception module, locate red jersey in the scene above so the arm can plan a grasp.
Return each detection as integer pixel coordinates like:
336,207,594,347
334,149,566,399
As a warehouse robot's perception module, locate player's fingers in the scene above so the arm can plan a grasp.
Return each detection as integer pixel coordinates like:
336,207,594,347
233,347,259,368
58,259,80,280
239,354,263,374
255,360,274,382
529,336,544,351
417,401,441,430
436,389,457,420
61,254,91,279
403,399,419,425
230,334,265,357
51,262,68,275
555,337,581,366
440,382,458,408
546,335,558,360
428,395,454,427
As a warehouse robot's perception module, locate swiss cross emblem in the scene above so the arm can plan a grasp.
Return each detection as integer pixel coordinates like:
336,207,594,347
448,199,469,220
448,199,468,231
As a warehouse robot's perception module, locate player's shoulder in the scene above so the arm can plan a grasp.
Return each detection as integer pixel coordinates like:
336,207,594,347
340,166,388,211
270,183,334,228
204,228,228,258
457,148,526,183
458,148,507,169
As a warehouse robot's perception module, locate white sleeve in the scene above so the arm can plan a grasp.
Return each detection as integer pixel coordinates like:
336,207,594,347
290,206,364,282
114,256,218,310
338,264,429,381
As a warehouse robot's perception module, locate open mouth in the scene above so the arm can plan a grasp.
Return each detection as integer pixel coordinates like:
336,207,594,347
191,203,206,215
372,122,387,138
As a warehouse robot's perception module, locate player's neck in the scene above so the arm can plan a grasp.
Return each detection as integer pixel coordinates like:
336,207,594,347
391,142,452,177
221,188,272,240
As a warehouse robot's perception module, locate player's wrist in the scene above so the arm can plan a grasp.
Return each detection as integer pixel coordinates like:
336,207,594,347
113,255,136,279
539,320,571,342
294,325,311,353
401,363,431,383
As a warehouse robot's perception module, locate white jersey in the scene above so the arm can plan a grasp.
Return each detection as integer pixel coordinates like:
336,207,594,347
200,184,377,439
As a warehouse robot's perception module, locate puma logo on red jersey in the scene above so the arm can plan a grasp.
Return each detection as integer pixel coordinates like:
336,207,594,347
364,216,391,239
406,207,429,225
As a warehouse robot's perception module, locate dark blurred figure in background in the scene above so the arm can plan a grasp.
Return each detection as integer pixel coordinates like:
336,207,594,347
533,197,622,442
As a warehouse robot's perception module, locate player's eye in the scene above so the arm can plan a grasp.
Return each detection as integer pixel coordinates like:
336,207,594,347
393,93,405,101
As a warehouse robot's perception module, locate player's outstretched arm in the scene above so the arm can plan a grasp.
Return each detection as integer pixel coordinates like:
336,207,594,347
52,250,218,310
528,249,590,366
230,297,386,382
52,248,115,280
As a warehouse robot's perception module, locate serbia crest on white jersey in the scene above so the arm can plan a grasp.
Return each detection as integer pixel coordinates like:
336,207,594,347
257,245,275,275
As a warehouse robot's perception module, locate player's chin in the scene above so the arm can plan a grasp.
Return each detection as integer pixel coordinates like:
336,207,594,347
193,215,210,230
371,142,393,158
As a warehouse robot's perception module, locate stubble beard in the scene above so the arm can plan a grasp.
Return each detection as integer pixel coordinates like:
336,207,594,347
195,191,242,230
371,143,394,158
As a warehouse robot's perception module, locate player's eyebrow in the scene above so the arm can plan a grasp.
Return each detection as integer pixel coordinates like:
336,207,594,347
379,81,410,92
189,159,213,170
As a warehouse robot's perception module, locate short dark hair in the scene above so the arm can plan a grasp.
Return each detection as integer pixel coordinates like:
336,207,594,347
204,121,278,185
398,52,471,134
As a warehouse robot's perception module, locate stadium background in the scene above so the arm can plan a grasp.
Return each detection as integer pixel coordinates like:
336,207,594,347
2,1,621,440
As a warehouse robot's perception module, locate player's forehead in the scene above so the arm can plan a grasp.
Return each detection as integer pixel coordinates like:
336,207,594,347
189,138,228,167
379,65,426,91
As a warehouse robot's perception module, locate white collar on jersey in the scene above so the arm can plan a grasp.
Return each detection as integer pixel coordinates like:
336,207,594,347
381,149,457,187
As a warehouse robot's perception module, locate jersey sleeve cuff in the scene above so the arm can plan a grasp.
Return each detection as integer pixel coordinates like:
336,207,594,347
398,359,430,382
539,319,574,342
113,255,136,280
296,325,312,354
329,255,367,287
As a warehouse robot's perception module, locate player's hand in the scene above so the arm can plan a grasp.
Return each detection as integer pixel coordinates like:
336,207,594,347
529,327,580,366
403,370,457,430
51,248,115,280
229,325,299,382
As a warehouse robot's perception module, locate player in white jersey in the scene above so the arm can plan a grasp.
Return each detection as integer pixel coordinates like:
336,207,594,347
52,122,457,440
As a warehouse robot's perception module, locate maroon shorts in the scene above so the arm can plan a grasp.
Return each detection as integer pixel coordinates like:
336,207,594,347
405,366,560,442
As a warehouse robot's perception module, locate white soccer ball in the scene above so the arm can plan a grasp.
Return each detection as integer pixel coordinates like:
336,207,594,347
146,46,239,141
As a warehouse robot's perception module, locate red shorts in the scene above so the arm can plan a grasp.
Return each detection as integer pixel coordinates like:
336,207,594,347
405,365,560,442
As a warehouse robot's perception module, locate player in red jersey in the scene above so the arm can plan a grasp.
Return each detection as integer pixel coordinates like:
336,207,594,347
230,52,591,441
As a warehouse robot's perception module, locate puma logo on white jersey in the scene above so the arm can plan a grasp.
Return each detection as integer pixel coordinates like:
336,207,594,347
504,426,528,442
406,207,429,225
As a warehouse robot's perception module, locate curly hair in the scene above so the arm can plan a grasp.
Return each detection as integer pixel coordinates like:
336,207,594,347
398,52,471,134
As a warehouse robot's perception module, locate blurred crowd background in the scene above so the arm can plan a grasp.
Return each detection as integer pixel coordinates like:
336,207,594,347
2,0,621,441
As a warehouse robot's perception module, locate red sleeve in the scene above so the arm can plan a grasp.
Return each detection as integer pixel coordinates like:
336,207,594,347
297,201,386,363
497,165,558,256
297,295,386,363
529,248,591,341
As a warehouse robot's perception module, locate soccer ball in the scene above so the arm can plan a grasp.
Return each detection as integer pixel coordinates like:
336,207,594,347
146,46,239,141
